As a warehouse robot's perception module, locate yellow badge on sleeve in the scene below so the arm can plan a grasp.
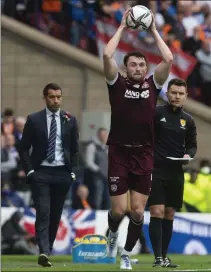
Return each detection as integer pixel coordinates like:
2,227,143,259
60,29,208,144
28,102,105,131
180,119,186,127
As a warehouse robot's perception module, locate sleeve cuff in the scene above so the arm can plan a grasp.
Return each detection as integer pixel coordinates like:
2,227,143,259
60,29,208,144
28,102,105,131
153,73,163,90
27,170,34,176
105,73,118,85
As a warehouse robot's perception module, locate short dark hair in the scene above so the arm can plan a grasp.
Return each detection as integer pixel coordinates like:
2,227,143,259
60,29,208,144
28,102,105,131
3,108,14,117
123,52,147,66
43,83,62,97
167,78,187,91
200,159,210,168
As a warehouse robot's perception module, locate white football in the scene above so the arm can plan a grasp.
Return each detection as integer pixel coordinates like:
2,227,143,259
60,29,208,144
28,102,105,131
126,5,152,31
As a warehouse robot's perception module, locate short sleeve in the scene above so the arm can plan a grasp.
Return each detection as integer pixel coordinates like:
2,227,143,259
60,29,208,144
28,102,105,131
105,73,119,86
152,74,163,90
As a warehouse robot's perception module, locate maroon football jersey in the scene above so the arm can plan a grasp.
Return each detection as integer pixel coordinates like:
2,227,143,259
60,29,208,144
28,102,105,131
106,73,162,146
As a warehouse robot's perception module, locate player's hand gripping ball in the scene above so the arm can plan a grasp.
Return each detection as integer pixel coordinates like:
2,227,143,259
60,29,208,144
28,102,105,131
126,5,152,31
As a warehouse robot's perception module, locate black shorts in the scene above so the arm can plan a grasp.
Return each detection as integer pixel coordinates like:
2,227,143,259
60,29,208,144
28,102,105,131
148,166,184,209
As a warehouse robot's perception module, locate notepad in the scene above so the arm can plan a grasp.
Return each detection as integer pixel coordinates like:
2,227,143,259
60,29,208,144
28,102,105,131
166,157,193,161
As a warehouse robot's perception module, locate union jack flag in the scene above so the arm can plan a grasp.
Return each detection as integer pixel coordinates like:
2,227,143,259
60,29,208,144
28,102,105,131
69,209,96,246
19,208,96,255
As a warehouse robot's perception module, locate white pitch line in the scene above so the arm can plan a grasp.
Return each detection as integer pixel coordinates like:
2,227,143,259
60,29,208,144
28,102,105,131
161,270,211,272
134,270,211,272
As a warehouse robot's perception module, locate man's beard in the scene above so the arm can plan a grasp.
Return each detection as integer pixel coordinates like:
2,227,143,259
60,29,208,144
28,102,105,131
128,74,144,84
48,106,60,112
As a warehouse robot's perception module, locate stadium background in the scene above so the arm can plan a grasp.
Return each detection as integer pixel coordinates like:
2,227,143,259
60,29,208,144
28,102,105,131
1,0,211,265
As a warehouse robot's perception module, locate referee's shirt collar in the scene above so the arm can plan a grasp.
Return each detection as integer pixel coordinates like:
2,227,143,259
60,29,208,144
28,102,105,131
46,107,60,117
166,103,182,113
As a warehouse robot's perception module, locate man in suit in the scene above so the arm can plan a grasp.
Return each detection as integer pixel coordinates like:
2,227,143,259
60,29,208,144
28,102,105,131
19,83,79,267
14,116,26,149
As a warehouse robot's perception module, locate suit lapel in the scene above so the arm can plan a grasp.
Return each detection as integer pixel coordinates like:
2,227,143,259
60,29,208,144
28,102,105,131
60,110,65,145
40,109,48,141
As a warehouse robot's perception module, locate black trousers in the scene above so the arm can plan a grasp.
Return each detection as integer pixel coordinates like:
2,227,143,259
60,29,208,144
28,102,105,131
30,166,72,255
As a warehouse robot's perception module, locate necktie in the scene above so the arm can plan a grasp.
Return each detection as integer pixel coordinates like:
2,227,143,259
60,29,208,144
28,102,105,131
46,113,57,163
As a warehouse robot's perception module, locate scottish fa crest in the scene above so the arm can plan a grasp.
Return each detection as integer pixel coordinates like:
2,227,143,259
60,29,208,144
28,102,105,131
180,119,186,127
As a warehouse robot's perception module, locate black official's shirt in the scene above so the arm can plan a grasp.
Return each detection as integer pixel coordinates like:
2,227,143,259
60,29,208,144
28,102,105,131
154,104,197,168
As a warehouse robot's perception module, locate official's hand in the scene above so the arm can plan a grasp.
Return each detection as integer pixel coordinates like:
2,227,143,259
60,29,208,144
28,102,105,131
71,172,76,181
120,8,131,29
183,154,191,165
17,170,26,178
148,10,156,33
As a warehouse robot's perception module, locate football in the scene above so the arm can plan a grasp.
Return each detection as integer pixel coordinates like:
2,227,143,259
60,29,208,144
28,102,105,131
126,5,152,31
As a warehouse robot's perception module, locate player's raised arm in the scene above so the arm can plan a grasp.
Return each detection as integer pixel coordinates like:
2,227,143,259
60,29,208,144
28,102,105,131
149,12,174,86
103,9,131,81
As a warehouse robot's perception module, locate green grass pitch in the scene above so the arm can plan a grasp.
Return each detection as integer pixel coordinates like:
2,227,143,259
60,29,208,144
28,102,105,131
1,255,211,272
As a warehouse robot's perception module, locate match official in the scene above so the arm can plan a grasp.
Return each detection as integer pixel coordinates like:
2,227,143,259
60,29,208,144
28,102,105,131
148,78,197,268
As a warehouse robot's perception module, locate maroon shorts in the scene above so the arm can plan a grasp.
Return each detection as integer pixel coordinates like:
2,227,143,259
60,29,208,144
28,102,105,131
108,145,153,196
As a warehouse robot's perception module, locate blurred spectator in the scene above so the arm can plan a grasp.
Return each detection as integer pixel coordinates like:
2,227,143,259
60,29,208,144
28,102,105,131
1,181,25,208
14,116,26,150
135,0,153,9
182,26,203,98
199,159,211,176
112,1,134,24
1,210,38,254
11,163,31,207
84,127,110,210
67,0,105,52
178,1,200,37
72,184,92,209
1,135,9,162
202,13,211,41
15,0,27,23
3,0,211,105
159,0,177,26
29,0,63,39
173,11,186,43
195,39,211,106
5,134,19,162
182,26,203,56
68,0,86,48
1,134,18,182
2,116,31,206
1,108,15,135
42,0,62,24
183,169,201,212
2,0,27,22
183,168,211,213
155,12,165,31
30,12,55,35
84,0,114,55
163,27,181,50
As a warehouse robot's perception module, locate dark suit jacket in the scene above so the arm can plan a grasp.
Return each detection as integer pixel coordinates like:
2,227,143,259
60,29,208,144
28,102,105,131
19,109,79,175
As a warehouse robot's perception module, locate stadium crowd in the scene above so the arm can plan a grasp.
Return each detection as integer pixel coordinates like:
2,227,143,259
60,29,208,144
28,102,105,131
1,108,211,213
2,1,211,211
2,0,211,106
